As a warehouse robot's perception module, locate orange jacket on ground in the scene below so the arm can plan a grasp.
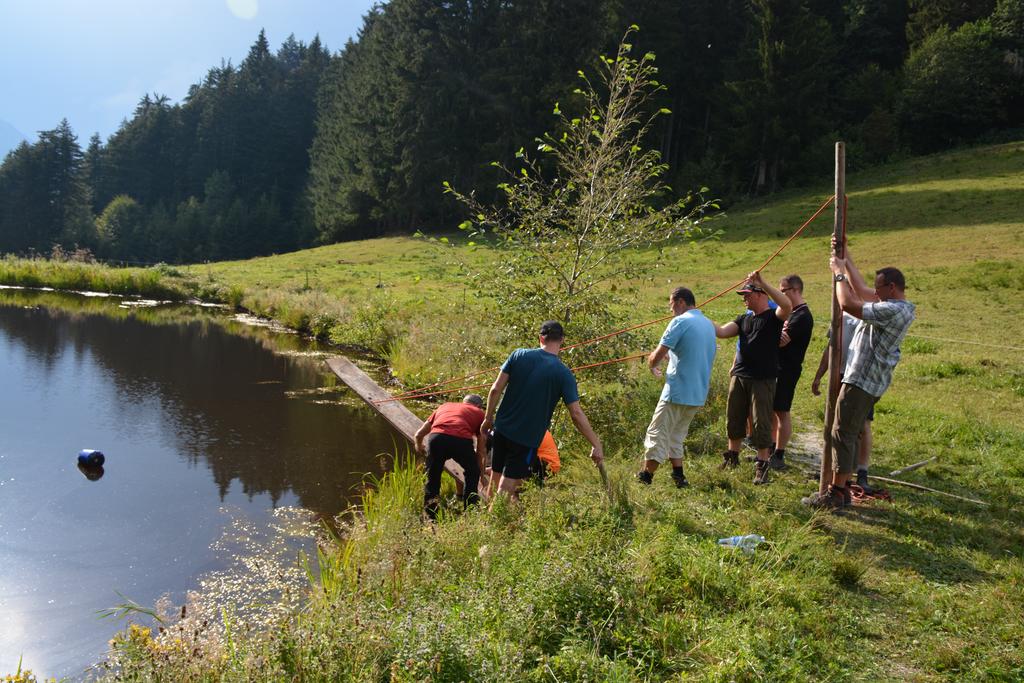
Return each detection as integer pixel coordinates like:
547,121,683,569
536,431,561,473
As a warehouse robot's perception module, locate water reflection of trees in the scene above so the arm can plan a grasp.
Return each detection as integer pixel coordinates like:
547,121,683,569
0,293,402,516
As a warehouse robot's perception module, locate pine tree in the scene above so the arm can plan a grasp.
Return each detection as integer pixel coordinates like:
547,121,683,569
37,119,94,247
722,0,837,194
0,141,49,252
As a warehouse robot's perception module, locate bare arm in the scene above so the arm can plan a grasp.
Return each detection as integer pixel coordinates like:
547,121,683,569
414,418,432,455
647,345,670,378
810,344,829,396
475,432,487,473
715,321,739,339
833,236,875,300
566,401,603,465
749,271,791,320
481,371,509,436
831,256,866,318
846,259,875,300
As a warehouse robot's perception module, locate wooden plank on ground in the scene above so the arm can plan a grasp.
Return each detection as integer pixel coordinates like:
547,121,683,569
325,356,474,490
868,475,989,506
889,456,937,477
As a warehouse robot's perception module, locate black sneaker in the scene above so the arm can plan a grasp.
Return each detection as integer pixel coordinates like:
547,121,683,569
636,470,653,485
861,483,880,496
801,485,846,511
719,450,740,470
753,459,770,485
856,472,878,495
671,470,689,488
768,452,788,471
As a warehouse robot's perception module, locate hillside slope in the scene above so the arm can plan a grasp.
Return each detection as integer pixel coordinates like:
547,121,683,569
123,142,1024,681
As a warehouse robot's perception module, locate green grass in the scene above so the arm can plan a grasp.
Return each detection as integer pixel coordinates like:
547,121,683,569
7,142,1024,681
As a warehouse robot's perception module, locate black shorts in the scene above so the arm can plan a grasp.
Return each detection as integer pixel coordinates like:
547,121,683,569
773,368,801,412
490,430,537,480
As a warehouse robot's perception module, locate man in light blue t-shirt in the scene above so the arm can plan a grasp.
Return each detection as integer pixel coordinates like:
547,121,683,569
638,287,718,488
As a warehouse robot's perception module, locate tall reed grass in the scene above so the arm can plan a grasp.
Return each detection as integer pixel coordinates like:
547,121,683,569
0,256,192,300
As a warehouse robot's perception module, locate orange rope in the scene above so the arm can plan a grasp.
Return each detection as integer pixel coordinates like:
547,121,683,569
754,195,835,273
384,366,501,401
566,193,836,344
374,353,650,404
376,380,495,403
377,194,835,404
569,352,648,372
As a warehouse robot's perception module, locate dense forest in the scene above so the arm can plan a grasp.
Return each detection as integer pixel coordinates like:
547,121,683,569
1,0,1022,263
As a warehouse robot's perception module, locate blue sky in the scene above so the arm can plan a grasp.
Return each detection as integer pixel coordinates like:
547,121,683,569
0,0,377,149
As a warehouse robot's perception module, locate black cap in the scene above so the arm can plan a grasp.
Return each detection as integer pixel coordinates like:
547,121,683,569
737,284,765,294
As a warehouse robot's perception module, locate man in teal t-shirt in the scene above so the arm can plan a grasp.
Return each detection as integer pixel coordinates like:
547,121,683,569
482,321,603,501
638,287,717,488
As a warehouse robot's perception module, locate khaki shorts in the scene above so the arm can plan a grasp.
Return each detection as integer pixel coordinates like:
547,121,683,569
643,399,700,463
831,383,879,474
726,376,776,449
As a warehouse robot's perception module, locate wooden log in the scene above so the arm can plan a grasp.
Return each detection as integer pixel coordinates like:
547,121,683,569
888,456,937,477
821,141,846,495
325,356,476,493
867,475,989,506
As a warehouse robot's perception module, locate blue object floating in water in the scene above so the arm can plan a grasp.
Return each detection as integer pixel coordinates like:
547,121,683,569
77,449,105,467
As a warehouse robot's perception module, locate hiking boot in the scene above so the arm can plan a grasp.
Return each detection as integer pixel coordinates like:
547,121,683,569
768,452,788,471
719,450,740,469
636,470,653,485
671,470,690,488
753,459,770,485
801,485,846,511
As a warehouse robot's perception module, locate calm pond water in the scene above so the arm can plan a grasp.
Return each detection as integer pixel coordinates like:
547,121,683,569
0,290,402,679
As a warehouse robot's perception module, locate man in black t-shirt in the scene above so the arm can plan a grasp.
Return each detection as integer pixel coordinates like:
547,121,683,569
771,274,814,470
715,271,791,484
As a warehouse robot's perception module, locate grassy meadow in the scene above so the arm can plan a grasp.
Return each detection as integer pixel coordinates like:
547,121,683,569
4,142,1024,681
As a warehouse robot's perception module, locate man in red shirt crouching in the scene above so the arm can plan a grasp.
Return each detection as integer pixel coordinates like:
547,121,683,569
414,394,487,519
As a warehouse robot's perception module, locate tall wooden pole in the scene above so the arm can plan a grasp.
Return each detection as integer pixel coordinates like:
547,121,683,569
820,142,845,494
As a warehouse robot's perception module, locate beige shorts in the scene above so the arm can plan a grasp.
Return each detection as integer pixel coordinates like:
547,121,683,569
643,399,700,464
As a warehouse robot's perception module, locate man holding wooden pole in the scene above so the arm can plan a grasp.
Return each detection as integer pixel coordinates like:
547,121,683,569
803,239,915,510
811,311,877,492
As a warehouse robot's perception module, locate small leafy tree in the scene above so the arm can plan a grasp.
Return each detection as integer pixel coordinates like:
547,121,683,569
96,194,145,260
444,27,715,345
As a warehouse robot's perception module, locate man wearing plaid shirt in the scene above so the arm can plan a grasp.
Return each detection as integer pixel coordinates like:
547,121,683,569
803,239,915,511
